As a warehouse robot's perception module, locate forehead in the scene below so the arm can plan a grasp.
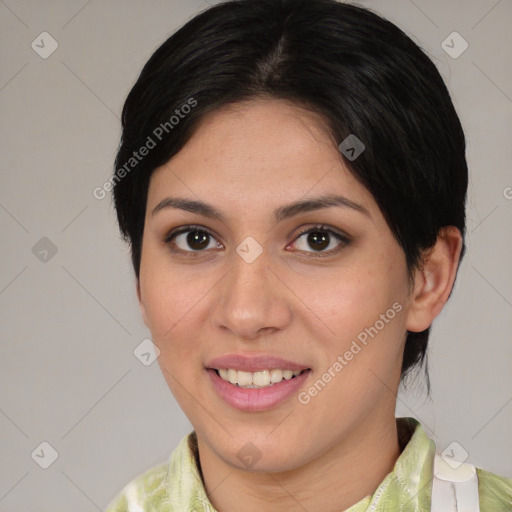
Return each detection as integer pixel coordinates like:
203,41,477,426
181,98,335,175
147,98,378,220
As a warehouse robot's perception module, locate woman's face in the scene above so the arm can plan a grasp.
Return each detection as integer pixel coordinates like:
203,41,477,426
138,98,415,472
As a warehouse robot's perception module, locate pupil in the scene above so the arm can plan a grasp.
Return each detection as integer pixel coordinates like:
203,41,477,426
188,230,209,250
309,231,328,251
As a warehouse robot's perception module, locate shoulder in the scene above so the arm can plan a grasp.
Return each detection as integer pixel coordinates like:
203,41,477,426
105,431,201,512
105,461,170,512
476,466,512,509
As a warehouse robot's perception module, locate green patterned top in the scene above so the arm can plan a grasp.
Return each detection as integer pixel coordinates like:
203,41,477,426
105,417,511,511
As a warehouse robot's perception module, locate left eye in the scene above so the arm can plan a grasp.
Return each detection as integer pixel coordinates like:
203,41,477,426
290,225,350,256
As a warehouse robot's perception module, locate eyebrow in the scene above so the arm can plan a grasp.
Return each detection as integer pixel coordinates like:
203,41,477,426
151,194,370,222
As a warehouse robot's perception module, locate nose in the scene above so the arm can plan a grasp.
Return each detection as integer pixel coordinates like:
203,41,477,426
211,241,292,341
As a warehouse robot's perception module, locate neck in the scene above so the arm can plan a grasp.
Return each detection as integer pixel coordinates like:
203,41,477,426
197,412,401,512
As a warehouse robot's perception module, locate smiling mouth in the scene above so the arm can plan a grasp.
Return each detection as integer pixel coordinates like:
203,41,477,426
212,368,311,388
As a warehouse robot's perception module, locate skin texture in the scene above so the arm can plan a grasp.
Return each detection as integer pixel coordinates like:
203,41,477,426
137,98,462,512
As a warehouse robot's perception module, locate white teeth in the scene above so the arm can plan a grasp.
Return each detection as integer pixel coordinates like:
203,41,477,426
237,371,253,386
215,368,306,388
270,369,283,383
253,370,270,387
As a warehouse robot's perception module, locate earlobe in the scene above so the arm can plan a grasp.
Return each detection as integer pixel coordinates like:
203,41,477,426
406,226,463,333
136,280,150,328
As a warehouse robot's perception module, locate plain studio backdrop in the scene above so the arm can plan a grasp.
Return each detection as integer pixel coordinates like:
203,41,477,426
0,1,511,511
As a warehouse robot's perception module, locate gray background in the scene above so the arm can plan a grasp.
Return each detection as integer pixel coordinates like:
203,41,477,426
1,0,511,510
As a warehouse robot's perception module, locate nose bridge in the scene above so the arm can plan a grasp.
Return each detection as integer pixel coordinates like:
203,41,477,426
227,235,272,304
213,235,289,338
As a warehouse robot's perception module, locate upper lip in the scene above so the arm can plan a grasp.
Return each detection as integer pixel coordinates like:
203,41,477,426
206,353,311,372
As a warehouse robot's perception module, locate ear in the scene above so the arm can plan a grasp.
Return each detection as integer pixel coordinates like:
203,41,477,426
136,279,150,328
406,226,463,333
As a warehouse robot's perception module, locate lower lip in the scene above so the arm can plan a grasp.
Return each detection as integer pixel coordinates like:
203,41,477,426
207,368,311,412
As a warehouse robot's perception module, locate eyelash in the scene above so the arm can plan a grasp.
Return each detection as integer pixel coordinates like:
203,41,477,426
164,224,351,259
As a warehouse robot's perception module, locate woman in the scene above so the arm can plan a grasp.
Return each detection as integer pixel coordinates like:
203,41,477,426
105,0,512,510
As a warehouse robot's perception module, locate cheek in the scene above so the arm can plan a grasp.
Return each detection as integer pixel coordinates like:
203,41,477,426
141,265,206,402
301,263,398,333
292,252,408,370
139,252,199,343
